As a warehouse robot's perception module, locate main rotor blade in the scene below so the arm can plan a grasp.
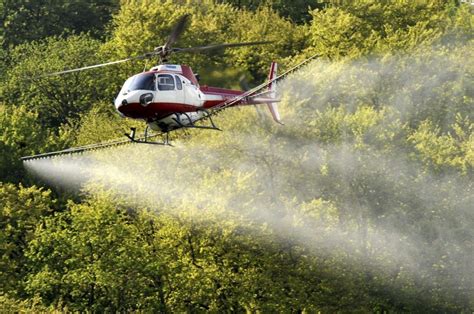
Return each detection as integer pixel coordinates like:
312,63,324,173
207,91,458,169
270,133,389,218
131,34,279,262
163,14,190,50
44,53,153,76
173,41,273,53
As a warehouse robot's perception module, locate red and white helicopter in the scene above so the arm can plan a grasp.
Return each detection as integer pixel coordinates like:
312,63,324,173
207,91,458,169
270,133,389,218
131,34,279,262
115,60,281,137
22,15,317,161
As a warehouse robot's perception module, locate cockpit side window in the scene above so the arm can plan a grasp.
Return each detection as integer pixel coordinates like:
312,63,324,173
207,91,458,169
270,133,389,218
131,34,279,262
157,74,175,91
175,75,182,90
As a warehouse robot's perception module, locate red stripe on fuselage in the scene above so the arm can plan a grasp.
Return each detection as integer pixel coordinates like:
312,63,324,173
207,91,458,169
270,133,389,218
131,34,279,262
202,100,226,109
118,102,201,120
119,99,247,120
118,85,249,120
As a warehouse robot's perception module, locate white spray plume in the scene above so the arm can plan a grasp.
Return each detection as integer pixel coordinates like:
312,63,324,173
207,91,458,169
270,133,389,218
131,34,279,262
25,44,474,307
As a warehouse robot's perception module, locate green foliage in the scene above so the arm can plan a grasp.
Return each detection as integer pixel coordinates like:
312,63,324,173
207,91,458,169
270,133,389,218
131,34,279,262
0,0,119,49
0,35,116,129
225,6,306,81
409,116,474,173
0,183,55,296
0,294,47,312
71,101,142,146
216,0,326,23
0,105,49,182
307,7,379,59
302,1,473,59
25,193,165,312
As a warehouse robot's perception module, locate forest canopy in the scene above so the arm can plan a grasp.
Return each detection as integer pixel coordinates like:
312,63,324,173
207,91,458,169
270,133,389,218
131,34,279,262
0,0,473,312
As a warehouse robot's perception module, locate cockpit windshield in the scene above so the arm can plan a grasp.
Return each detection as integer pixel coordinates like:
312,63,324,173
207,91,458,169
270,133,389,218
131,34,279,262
121,73,156,93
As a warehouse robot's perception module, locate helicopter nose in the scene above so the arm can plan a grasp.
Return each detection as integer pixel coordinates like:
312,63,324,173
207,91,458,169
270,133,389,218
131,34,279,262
115,98,129,117
115,98,128,110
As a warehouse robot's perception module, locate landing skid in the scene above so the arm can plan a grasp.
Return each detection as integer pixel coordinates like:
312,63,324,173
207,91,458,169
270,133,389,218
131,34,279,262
125,109,221,146
172,109,222,131
125,127,172,146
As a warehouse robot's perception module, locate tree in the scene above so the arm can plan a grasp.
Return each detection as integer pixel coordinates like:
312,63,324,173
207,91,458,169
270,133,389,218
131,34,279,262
306,6,379,59
25,192,167,312
215,0,326,23
302,1,472,59
0,183,55,296
0,0,119,49
409,116,474,173
0,35,117,129
0,104,49,182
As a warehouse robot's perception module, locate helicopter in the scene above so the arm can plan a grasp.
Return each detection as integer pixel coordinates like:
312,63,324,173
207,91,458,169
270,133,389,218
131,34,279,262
21,15,318,161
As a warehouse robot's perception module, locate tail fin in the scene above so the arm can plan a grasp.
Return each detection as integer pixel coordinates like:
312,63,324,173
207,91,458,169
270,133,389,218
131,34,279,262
266,62,283,124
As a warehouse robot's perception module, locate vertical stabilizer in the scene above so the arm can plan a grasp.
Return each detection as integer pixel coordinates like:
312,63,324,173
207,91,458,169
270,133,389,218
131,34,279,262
266,62,283,124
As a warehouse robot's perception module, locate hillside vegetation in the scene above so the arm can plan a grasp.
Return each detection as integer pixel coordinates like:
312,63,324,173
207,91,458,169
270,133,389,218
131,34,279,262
0,0,473,312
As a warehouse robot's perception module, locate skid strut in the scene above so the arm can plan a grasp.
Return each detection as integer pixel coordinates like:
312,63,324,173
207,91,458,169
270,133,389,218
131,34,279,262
125,127,170,146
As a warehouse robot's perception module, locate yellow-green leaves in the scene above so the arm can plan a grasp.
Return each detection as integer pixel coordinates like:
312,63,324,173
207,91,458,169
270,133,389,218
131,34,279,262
409,116,474,173
0,183,54,295
304,1,472,59
25,192,166,312
308,7,379,59
0,104,49,182
1,35,113,128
